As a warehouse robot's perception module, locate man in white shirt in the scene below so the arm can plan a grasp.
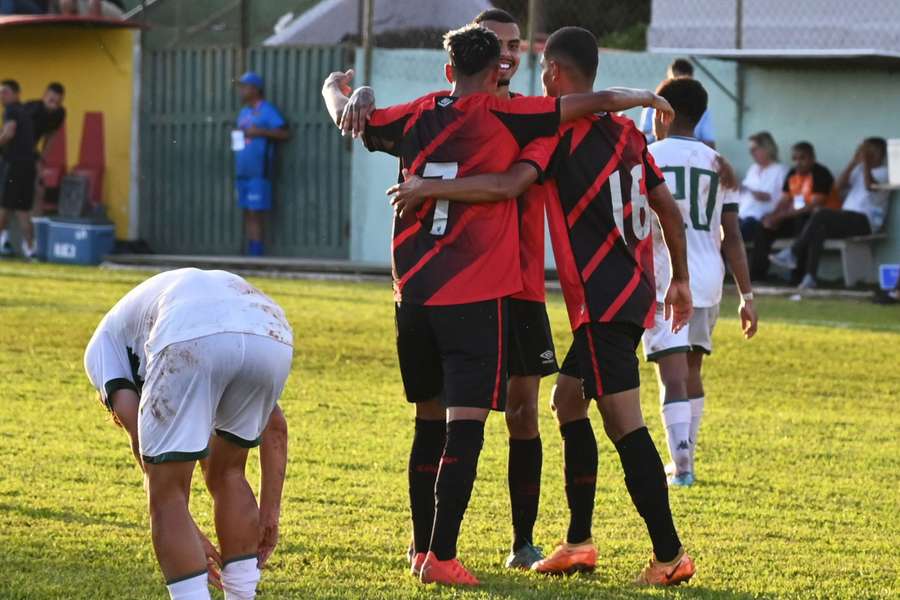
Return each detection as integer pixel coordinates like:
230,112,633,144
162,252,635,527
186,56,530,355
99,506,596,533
642,78,758,487
84,268,293,600
639,58,715,148
737,131,789,241
770,138,889,289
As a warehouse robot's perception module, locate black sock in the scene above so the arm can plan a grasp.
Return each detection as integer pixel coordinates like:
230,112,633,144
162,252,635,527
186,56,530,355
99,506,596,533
429,420,485,561
615,427,682,562
508,436,542,551
408,419,446,554
561,418,597,544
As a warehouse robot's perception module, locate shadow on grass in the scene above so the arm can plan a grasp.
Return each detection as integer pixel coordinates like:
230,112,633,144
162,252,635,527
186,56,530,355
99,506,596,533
0,502,142,531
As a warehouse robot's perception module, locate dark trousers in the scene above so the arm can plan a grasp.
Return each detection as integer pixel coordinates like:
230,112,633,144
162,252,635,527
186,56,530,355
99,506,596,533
740,217,762,243
792,209,871,278
750,214,809,281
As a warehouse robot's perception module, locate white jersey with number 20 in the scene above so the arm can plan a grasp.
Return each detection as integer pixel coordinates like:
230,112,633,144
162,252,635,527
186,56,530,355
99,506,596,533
648,136,738,307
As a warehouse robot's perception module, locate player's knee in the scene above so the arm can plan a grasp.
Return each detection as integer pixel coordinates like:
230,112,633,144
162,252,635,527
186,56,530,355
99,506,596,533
550,379,587,425
505,399,539,438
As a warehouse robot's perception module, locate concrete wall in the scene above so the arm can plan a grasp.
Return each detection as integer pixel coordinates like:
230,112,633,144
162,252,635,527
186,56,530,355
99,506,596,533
348,48,900,271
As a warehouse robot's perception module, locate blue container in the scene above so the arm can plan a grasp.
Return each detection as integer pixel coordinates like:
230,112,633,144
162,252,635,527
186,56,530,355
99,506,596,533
47,220,115,265
32,217,51,261
879,264,899,291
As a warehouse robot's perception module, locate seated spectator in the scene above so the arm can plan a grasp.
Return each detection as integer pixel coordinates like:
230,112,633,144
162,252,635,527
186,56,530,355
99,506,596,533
749,141,834,281
770,138,890,289
0,0,49,14
640,58,715,147
738,131,788,241
58,0,123,18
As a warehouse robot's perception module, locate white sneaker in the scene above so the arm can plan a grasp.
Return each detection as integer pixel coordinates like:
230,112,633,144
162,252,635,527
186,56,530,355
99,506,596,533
21,241,36,260
797,274,816,290
769,247,797,270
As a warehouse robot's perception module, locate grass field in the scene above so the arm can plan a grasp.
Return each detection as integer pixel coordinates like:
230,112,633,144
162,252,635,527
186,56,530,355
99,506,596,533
1,262,898,599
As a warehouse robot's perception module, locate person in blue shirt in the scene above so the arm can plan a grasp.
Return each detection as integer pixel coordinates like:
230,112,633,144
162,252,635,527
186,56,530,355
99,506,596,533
234,72,290,256
639,58,715,149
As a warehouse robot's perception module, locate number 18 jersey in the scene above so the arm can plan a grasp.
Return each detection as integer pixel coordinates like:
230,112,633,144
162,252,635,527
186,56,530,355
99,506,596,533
647,136,739,308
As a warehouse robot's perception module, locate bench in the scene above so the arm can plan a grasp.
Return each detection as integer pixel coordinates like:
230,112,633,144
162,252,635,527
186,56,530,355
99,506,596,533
768,234,887,287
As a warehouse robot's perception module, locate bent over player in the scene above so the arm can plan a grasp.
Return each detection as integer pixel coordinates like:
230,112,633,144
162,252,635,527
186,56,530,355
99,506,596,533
83,268,293,600
323,24,673,586
644,78,758,487
387,27,696,586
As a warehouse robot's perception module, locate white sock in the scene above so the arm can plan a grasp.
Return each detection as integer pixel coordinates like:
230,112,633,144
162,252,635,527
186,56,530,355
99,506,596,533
689,396,705,468
222,556,261,600
661,401,692,475
21,240,35,257
166,572,210,600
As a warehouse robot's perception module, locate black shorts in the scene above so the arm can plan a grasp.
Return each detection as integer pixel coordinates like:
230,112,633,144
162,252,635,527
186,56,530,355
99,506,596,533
1,160,36,211
508,298,558,377
559,321,644,400
395,298,508,411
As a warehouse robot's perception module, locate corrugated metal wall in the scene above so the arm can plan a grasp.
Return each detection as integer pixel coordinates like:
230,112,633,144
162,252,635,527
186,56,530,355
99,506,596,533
139,45,353,257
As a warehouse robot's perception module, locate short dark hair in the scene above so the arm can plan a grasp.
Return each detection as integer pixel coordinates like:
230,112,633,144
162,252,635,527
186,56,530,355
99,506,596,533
865,136,887,159
443,24,501,77
1,79,20,94
657,77,708,126
47,82,65,96
793,141,815,158
544,26,599,82
670,58,694,77
473,8,517,25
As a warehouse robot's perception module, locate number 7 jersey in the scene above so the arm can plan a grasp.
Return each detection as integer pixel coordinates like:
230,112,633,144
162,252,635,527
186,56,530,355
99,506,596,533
525,113,665,331
647,136,739,308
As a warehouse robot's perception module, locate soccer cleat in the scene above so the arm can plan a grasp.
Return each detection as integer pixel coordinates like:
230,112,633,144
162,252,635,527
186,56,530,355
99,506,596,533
409,551,426,577
504,543,544,570
531,540,597,575
419,552,480,586
768,248,797,271
634,548,696,586
668,472,695,487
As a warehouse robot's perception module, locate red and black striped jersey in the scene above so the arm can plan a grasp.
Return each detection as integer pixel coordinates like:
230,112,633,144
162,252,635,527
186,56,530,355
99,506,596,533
363,91,560,306
523,113,665,331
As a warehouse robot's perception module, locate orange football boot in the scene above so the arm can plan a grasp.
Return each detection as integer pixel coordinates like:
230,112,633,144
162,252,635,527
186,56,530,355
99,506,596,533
634,548,696,586
419,552,480,586
531,540,597,575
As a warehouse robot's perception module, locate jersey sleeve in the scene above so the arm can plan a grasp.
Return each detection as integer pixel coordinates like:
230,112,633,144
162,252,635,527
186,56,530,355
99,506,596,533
264,104,287,129
722,188,740,212
641,139,666,193
694,108,716,143
490,95,561,149
782,169,795,193
83,329,137,410
515,134,560,183
812,164,834,194
362,99,421,156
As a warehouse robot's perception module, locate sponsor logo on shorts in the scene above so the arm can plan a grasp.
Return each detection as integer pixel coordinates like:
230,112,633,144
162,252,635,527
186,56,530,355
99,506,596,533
540,350,555,364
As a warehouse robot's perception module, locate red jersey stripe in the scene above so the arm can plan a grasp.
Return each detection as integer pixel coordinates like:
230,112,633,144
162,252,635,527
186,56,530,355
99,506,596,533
566,125,631,228
491,299,503,410
584,325,604,397
392,222,421,251
408,117,469,176
580,228,620,281
599,269,641,322
397,209,479,290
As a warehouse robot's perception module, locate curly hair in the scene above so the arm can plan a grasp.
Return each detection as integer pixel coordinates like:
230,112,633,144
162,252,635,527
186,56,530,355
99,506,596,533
442,24,501,77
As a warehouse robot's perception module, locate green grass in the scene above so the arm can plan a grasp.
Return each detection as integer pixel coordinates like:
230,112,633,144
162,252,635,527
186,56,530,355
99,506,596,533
1,262,898,599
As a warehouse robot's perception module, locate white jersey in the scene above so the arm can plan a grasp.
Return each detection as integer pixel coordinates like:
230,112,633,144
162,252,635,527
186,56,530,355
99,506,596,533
84,268,293,401
648,136,739,307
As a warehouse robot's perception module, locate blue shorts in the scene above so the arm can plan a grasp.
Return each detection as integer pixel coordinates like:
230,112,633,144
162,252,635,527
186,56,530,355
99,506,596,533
236,178,272,211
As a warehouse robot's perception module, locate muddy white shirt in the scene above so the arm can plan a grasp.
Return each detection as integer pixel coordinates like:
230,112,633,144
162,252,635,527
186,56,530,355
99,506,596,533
84,268,293,403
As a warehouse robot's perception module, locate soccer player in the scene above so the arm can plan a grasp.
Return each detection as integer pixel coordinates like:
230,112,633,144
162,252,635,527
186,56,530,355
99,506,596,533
322,24,673,586
83,268,293,600
642,78,758,488
386,26,696,586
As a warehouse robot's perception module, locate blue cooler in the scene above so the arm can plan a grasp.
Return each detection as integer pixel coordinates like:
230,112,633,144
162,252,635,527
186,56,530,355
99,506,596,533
47,220,115,265
31,216,51,261
879,264,899,291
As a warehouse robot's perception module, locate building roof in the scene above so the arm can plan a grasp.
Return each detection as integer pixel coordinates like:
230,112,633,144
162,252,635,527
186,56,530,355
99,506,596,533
0,15,141,30
264,0,493,46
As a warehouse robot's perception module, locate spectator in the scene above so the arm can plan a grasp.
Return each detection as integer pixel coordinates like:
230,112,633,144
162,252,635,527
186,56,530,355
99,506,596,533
738,131,788,241
58,0,124,18
0,0,48,14
770,138,890,289
24,82,66,214
0,79,37,259
749,141,834,281
640,58,715,147
233,72,289,256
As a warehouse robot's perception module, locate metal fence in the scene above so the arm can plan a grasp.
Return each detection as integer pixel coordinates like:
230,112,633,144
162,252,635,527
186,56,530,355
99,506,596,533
139,44,353,257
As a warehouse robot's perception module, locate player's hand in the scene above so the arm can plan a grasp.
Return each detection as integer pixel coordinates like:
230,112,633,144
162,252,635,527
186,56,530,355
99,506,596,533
739,299,758,339
340,86,375,138
387,169,430,219
257,510,280,569
664,279,693,334
715,156,739,190
650,94,675,125
324,68,354,97
196,528,223,590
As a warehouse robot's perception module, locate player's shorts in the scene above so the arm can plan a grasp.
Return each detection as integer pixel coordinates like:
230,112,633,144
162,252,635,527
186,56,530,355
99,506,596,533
236,177,272,212
395,298,508,412
508,298,558,377
138,332,293,464
1,160,36,211
559,321,644,400
642,303,720,359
